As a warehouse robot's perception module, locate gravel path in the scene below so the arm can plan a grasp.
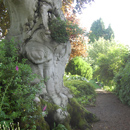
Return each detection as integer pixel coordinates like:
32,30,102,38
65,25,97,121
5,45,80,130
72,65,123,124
86,89,130,130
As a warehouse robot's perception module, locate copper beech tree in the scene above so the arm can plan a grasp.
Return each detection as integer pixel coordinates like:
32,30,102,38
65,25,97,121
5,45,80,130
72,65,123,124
62,0,88,60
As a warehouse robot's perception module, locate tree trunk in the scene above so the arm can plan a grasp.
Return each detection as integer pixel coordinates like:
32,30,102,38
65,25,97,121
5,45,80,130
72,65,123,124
4,0,98,129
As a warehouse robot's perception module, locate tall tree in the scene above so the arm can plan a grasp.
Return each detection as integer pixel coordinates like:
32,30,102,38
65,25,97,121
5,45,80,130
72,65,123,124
62,1,88,59
87,37,116,66
94,43,128,85
104,24,115,40
87,37,129,86
88,18,114,43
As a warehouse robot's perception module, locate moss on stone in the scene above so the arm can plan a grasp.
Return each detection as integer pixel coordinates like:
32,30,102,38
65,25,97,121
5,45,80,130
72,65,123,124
34,98,98,130
36,117,50,130
67,98,99,130
40,99,71,130
35,103,50,130
40,99,60,129
62,113,71,130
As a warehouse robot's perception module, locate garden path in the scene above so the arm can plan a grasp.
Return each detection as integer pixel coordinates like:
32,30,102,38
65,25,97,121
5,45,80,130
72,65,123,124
86,89,130,130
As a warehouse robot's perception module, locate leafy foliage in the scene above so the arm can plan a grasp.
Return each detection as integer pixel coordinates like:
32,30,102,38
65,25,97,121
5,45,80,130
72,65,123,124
86,38,116,66
88,18,114,43
65,57,93,80
104,25,114,40
62,2,88,59
52,123,67,130
114,62,130,106
94,43,129,85
64,77,96,106
0,39,41,129
86,38,129,86
103,85,115,92
49,18,69,43
64,73,89,82
49,18,84,43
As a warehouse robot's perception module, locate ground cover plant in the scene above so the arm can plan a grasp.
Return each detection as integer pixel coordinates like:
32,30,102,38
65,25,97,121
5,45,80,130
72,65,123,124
64,74,96,106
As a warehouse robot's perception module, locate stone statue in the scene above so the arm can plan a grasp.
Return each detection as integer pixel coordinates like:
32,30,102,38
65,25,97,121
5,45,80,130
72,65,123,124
4,0,72,123
40,0,65,34
3,1,98,129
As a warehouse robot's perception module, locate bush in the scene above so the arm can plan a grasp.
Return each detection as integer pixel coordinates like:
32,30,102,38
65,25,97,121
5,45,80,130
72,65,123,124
64,78,96,106
65,57,93,80
0,39,41,129
52,123,67,130
93,43,129,86
49,18,69,43
64,73,88,82
114,62,130,106
49,18,85,43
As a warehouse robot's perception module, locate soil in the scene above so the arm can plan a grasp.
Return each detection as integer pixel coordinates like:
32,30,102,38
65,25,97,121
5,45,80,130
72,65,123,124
86,89,130,130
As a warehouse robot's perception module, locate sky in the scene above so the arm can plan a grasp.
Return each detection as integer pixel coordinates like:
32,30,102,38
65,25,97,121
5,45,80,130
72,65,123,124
78,0,130,46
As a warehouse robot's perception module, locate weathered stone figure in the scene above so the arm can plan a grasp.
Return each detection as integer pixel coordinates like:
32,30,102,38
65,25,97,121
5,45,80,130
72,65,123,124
4,0,98,129
40,0,65,34
4,0,72,122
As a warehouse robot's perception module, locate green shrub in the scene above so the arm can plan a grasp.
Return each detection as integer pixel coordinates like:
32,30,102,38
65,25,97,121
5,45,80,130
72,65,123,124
114,62,130,106
49,18,69,43
0,39,41,129
65,57,93,80
93,44,128,86
103,85,115,92
64,73,88,82
49,18,85,43
64,80,96,106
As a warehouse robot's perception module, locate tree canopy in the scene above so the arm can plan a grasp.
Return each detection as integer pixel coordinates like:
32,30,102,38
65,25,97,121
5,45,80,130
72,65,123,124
62,2,88,59
87,38,115,65
86,37,129,86
88,18,115,43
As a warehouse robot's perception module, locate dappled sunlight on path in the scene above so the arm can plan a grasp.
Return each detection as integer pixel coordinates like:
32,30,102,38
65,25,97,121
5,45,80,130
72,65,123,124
86,89,130,130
